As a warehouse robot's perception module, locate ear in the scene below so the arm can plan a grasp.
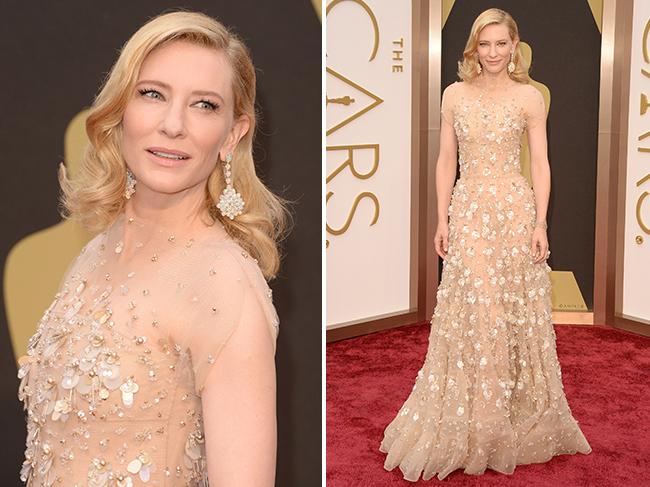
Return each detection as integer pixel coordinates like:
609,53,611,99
220,115,251,160
512,37,519,52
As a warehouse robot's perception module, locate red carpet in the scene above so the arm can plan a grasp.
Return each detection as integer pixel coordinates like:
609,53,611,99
326,323,650,486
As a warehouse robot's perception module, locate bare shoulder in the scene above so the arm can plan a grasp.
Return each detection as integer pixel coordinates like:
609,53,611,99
208,238,280,333
519,82,544,100
63,231,108,279
209,238,265,285
443,80,463,96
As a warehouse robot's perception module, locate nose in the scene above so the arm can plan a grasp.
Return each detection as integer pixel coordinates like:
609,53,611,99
159,100,186,138
489,44,497,57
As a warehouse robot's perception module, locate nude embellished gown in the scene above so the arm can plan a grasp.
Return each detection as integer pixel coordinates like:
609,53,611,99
379,80,592,481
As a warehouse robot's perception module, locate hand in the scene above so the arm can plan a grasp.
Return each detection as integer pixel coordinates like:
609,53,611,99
434,222,449,260
531,227,549,264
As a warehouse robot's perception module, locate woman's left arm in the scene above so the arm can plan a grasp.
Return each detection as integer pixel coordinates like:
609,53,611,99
201,288,277,487
526,88,551,263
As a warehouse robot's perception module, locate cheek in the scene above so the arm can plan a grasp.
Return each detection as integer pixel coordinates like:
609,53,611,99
192,119,229,159
122,104,154,147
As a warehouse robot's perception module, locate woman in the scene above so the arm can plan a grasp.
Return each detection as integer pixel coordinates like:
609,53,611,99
379,8,591,481
17,11,288,486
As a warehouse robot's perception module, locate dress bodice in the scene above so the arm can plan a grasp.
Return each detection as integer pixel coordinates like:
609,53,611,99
441,80,546,179
17,213,279,486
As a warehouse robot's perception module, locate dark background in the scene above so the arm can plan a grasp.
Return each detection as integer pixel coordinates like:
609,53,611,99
441,0,601,309
0,1,321,485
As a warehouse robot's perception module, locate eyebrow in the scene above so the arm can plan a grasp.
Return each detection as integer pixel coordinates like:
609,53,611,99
136,79,225,104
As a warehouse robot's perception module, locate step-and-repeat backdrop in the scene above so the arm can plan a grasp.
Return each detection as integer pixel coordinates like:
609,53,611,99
326,0,414,328
623,0,650,323
326,0,608,331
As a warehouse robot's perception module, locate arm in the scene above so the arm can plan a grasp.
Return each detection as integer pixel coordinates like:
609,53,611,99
436,116,459,223
526,88,551,263
527,118,551,226
201,289,277,486
434,85,459,259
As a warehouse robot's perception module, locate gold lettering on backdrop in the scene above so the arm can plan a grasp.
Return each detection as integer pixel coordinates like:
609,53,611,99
325,145,380,247
637,130,650,152
326,0,393,248
326,191,380,242
392,38,404,72
326,144,379,183
326,0,379,61
636,173,650,234
642,17,650,77
637,20,650,242
641,93,650,115
327,95,355,106
640,22,650,149
326,68,384,136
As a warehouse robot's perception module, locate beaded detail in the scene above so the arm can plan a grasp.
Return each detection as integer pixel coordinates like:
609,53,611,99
17,213,279,485
379,81,591,481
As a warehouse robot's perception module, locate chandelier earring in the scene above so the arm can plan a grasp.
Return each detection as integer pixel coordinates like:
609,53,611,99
216,152,245,220
124,168,136,200
476,58,482,74
507,51,516,74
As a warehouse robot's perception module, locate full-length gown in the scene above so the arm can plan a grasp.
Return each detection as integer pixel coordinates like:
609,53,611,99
379,80,592,481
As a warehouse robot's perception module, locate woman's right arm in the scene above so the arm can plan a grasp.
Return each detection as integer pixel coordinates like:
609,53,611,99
434,87,458,259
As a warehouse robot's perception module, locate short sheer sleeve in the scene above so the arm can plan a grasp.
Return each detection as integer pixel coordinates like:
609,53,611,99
440,82,458,125
176,244,279,396
524,85,547,130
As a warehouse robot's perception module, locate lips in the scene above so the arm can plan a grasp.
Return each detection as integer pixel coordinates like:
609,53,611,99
146,147,191,160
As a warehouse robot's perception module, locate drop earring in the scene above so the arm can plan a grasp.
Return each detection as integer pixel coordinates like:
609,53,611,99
476,59,482,74
125,168,136,200
216,152,245,220
507,51,515,74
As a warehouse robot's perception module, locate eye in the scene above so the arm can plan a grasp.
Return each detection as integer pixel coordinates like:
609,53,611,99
195,100,219,111
138,88,163,100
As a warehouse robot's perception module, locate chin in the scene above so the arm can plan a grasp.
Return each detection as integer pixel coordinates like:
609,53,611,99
135,174,197,196
486,65,505,74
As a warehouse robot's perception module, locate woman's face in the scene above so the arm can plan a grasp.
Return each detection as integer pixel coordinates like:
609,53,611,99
121,40,248,198
476,23,516,75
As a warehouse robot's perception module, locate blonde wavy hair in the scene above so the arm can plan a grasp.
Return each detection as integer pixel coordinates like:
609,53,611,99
457,8,530,83
59,10,291,279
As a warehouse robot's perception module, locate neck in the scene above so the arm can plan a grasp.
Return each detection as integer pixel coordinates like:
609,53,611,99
477,70,511,88
124,182,212,234
109,182,228,263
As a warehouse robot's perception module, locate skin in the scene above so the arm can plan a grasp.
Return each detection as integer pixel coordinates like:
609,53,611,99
121,40,248,231
434,22,551,265
120,40,277,486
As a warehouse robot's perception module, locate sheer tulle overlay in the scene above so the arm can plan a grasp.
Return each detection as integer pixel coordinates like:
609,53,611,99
379,81,591,481
17,212,279,485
